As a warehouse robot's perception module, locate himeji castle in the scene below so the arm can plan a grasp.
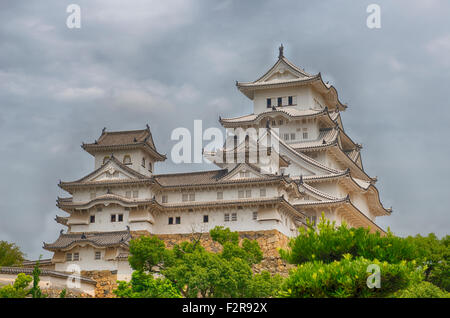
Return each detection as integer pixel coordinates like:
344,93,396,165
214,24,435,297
44,46,391,280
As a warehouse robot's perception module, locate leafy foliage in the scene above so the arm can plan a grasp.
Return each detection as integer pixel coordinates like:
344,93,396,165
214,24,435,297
118,226,281,298
114,271,181,298
0,257,46,298
390,281,450,298
280,215,417,265
280,255,422,298
0,241,25,266
405,234,450,291
0,273,32,298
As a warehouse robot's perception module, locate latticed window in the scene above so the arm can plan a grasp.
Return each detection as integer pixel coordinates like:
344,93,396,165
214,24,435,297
162,195,168,203
231,213,237,221
95,251,101,260
73,253,79,261
253,211,258,220
260,188,266,197
90,215,95,223
224,213,230,222
245,190,251,198
118,214,123,222
123,155,131,165
175,217,181,224
66,253,72,262
203,215,209,223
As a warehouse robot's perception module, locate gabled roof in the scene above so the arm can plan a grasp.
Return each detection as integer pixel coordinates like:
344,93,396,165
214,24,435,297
59,155,153,193
43,230,131,251
57,194,156,211
153,169,228,187
219,106,336,128
235,46,347,110
82,126,166,161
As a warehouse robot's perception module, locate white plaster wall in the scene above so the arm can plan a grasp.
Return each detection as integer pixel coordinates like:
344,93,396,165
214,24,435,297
94,149,154,176
54,246,118,272
0,273,95,297
70,204,130,232
253,86,313,114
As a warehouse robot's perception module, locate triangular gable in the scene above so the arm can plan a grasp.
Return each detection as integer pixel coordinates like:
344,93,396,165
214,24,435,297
220,163,268,181
268,128,343,176
89,162,137,182
255,57,313,84
68,156,149,184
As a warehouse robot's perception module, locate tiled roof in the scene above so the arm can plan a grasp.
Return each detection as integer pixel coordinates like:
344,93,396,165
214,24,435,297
43,230,131,251
82,127,166,160
289,127,339,150
154,169,228,186
0,267,96,284
220,107,326,124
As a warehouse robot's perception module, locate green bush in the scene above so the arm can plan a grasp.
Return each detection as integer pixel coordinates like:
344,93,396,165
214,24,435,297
391,281,450,298
280,255,423,298
114,271,182,298
280,215,416,265
0,273,32,298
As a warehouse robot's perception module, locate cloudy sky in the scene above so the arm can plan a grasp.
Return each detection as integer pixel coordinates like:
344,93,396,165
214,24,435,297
0,0,449,259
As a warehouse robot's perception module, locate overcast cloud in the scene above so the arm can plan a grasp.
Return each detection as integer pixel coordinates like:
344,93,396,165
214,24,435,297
0,0,449,259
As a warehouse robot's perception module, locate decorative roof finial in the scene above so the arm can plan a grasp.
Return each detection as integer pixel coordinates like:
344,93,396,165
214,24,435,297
278,44,284,59
102,127,106,134
146,124,150,131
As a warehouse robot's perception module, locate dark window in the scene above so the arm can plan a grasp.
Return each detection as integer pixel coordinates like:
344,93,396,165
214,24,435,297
288,96,293,105
111,214,116,222
168,217,173,225
266,98,271,108
175,217,181,224
203,215,209,223
118,214,123,222
90,215,95,223
277,97,282,107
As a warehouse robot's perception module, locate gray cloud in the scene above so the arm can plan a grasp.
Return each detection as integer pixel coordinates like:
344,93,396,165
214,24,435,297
0,0,449,259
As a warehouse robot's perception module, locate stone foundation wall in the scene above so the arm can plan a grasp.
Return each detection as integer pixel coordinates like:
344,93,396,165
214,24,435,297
80,270,118,298
132,229,295,277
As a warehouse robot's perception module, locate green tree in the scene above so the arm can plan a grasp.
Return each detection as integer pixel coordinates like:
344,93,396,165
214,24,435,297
405,234,450,291
29,258,44,298
0,241,25,266
117,226,281,298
